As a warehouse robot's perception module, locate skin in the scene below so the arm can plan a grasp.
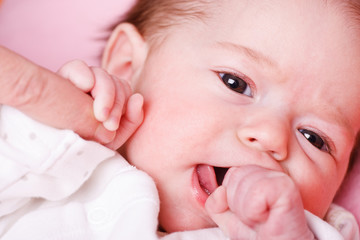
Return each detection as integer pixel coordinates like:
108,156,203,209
64,0,360,236
206,166,314,239
61,56,314,239
0,46,115,143
58,60,144,150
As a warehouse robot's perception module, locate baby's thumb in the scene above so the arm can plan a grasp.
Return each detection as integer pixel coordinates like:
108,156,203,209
206,186,228,214
206,186,255,239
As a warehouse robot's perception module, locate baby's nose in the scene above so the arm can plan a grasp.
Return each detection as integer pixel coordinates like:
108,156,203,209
237,119,289,161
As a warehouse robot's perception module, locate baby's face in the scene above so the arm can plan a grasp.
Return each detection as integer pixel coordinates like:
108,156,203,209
122,0,360,232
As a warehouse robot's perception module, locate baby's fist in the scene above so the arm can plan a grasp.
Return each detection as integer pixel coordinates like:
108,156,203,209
206,165,314,240
58,60,144,149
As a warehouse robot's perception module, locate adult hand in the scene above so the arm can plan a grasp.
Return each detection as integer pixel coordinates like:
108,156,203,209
0,46,115,143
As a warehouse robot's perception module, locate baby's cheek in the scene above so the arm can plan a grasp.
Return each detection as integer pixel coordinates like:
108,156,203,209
299,181,335,218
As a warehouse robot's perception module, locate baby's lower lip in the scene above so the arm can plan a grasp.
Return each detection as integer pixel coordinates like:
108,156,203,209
192,165,218,205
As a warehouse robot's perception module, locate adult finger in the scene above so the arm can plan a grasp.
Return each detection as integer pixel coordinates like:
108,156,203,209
0,46,114,143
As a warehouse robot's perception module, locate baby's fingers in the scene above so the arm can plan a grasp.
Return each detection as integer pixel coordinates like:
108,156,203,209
224,166,292,226
105,93,144,150
206,187,255,239
102,77,132,131
91,67,117,122
58,60,95,91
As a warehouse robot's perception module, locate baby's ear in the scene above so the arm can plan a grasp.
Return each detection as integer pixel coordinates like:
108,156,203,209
102,23,147,82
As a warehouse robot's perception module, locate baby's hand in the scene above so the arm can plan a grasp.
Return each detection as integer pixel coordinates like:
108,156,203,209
206,165,315,240
58,60,143,150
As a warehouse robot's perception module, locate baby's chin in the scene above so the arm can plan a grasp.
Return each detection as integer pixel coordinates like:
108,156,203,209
158,207,216,233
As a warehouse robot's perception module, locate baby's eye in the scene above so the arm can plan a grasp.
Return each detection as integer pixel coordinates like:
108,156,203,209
219,73,252,97
298,129,329,152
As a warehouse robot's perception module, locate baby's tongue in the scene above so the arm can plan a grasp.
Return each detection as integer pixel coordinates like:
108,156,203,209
197,164,218,195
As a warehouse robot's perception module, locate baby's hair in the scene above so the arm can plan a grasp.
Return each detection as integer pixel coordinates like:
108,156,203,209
123,0,211,45
343,0,360,23
122,0,360,42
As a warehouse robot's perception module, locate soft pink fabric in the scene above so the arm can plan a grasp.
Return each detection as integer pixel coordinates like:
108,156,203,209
1,0,359,227
0,0,135,71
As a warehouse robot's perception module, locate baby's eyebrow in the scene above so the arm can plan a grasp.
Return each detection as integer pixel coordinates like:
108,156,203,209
215,41,277,68
323,111,355,139
314,101,355,134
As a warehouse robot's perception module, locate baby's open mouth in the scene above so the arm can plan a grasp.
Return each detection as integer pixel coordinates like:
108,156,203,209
196,165,229,195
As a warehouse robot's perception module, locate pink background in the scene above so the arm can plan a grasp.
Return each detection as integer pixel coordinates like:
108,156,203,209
0,0,135,70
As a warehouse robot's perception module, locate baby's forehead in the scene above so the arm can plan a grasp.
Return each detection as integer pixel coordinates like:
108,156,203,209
203,0,360,27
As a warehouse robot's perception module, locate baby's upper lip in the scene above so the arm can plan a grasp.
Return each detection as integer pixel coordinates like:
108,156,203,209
196,165,229,195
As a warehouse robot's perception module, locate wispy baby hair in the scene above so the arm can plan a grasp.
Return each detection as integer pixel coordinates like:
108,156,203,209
124,0,211,43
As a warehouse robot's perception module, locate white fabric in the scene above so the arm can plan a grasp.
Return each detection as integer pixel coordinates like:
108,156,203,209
0,105,227,239
325,204,360,240
0,105,355,240
306,210,344,240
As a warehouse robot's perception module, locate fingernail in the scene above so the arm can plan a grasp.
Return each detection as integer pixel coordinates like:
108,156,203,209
95,107,110,122
101,107,111,121
103,117,119,132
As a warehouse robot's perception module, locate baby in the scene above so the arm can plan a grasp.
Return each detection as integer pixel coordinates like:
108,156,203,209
1,0,360,239
105,0,360,237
